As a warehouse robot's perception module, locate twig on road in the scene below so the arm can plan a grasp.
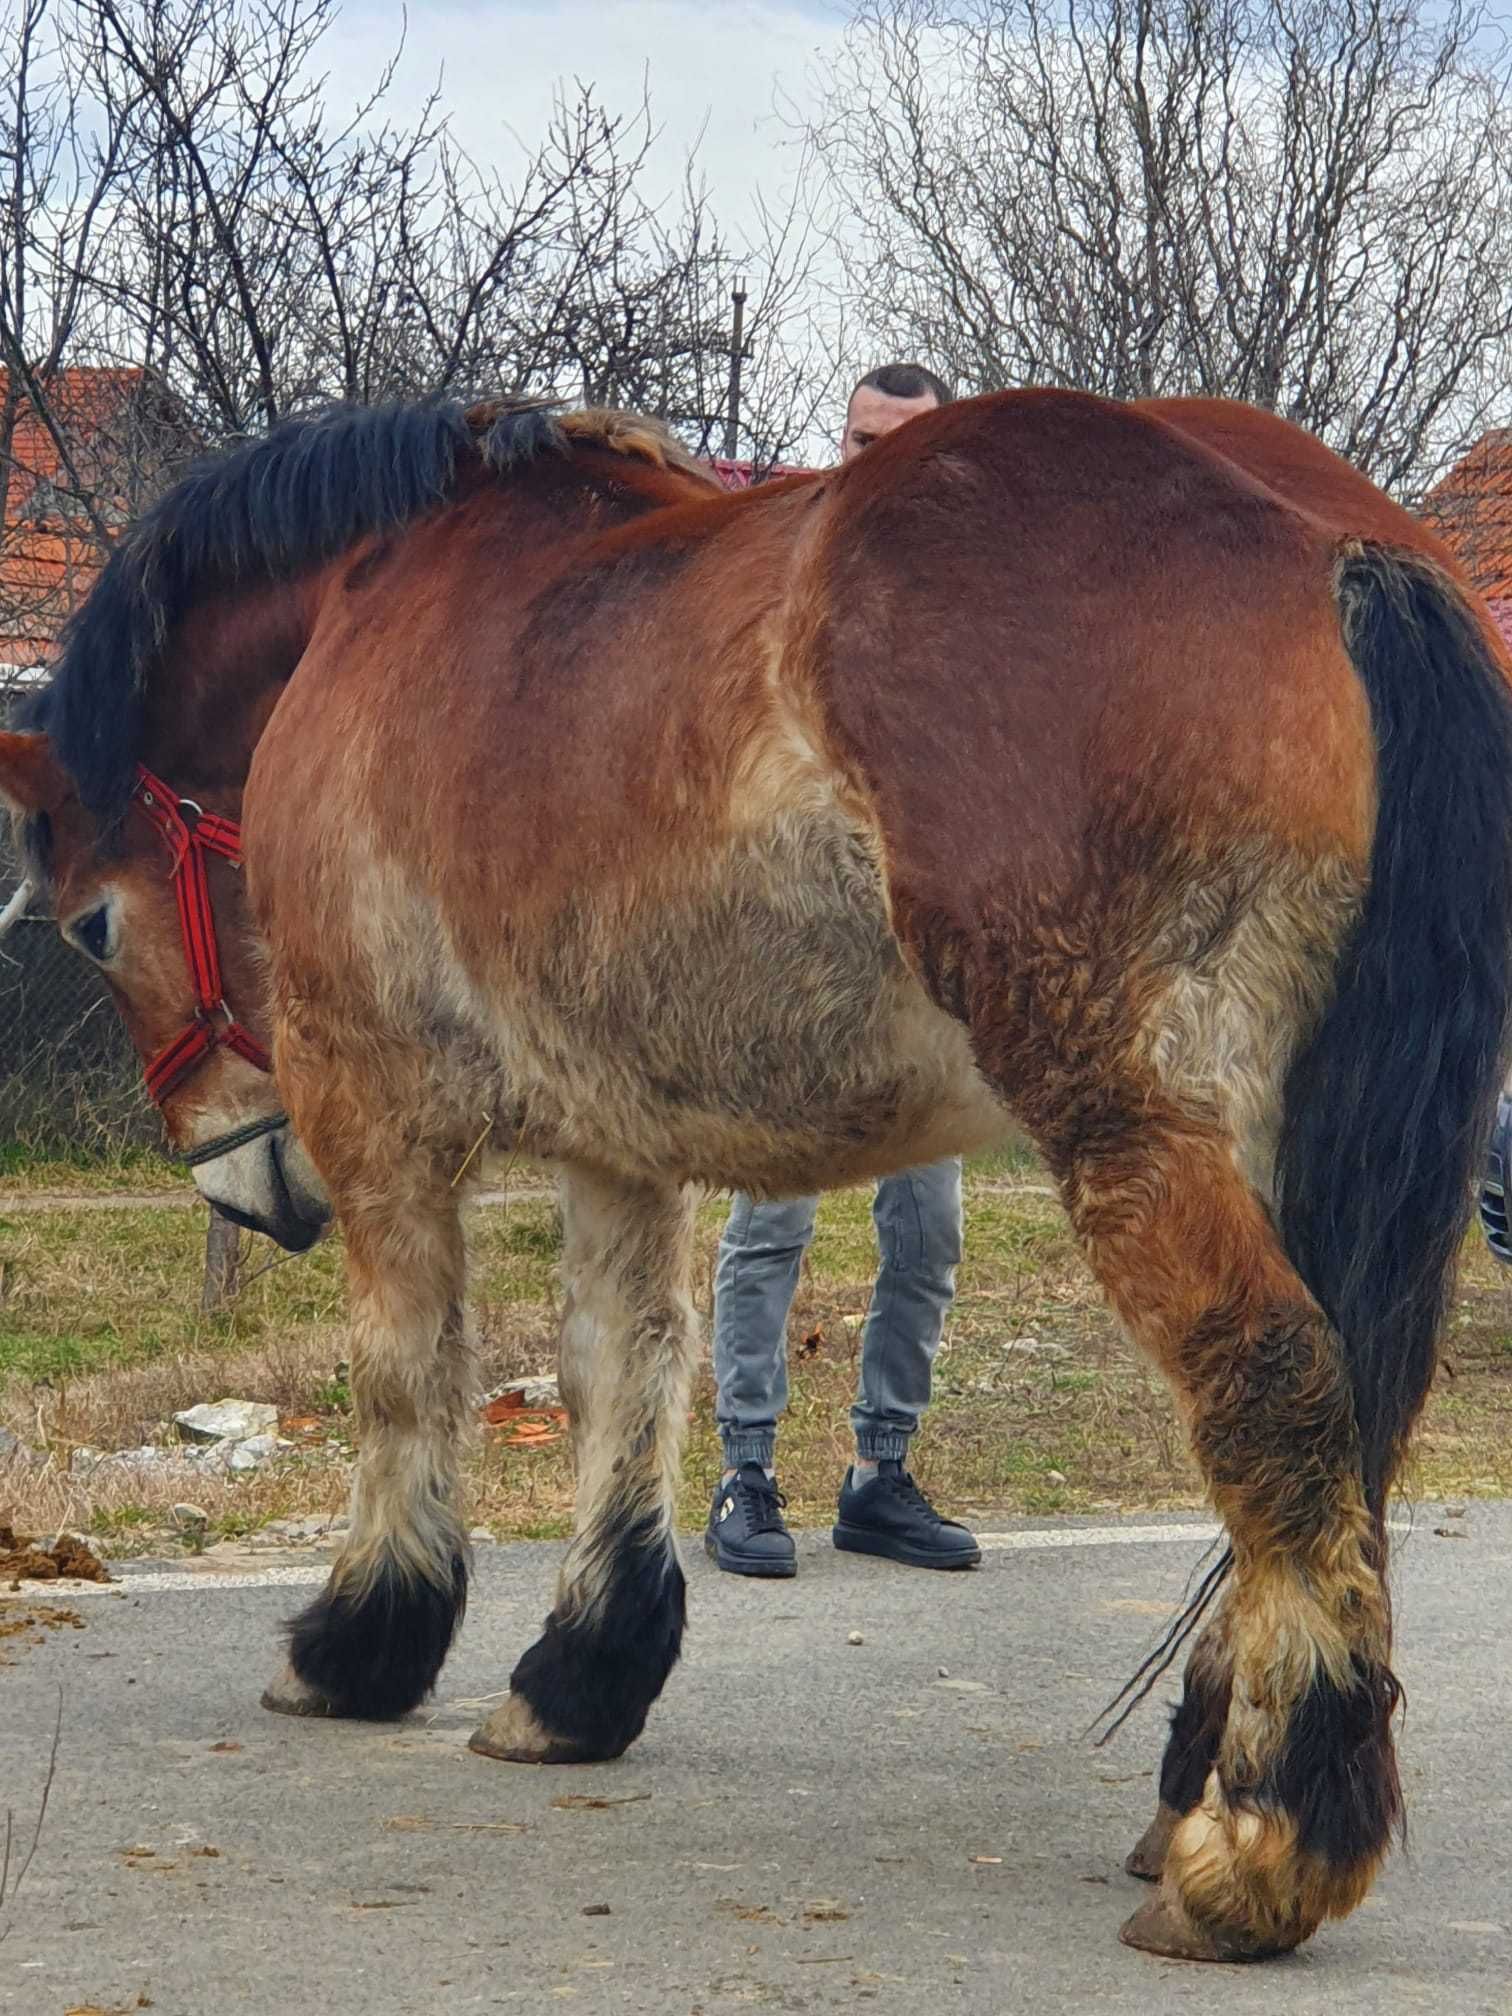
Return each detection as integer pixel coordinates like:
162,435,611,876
0,1685,63,1942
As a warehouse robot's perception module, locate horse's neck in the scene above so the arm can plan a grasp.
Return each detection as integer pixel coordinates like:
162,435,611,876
139,572,320,803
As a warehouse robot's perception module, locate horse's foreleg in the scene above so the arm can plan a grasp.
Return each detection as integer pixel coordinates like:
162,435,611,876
263,1166,473,1720
470,1167,699,1766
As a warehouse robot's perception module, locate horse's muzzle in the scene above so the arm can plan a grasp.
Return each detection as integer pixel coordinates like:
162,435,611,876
190,1124,332,1253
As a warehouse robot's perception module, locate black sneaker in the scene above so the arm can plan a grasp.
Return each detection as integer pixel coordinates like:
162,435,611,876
705,1464,797,1578
833,1461,981,1570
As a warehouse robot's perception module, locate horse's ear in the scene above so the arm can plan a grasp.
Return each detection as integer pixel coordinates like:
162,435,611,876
0,731,69,817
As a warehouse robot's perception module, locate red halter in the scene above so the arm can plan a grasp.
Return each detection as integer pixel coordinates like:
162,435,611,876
132,764,273,1105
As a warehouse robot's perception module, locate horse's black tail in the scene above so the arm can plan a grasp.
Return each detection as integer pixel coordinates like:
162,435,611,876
1092,546,1512,1749
1278,547,1512,1514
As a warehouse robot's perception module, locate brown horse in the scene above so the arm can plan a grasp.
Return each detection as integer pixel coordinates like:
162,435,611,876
3,391,1511,1964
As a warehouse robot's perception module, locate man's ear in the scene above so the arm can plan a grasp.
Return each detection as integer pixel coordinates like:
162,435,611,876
0,731,69,817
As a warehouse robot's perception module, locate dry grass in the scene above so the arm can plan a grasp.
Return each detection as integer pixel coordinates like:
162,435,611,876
0,1143,171,1199
3,1148,1511,1553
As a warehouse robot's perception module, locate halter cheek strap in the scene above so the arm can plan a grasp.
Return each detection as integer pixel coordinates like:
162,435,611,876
131,764,274,1106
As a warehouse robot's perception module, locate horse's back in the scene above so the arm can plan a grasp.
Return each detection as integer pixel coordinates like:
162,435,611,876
1136,396,1456,567
271,386,1375,914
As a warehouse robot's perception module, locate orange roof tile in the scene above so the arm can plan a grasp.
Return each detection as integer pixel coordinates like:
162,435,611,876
1,367,147,516
708,457,813,489
1422,431,1512,604
0,367,149,665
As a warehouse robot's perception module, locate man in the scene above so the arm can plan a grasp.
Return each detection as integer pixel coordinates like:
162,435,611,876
706,362,980,1579
839,361,951,457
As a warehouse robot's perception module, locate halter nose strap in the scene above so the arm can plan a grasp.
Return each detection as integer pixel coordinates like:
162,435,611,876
131,764,274,1105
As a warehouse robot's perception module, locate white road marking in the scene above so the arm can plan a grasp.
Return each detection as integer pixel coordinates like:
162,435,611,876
975,1523,1221,1552
17,1516,1435,1597
30,1523,1226,1595
51,1564,331,1595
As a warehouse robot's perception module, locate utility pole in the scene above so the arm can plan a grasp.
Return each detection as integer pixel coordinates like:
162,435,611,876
201,1206,240,1313
722,279,748,461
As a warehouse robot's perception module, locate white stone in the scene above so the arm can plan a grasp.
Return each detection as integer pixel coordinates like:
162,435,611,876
847,1630,865,1646
117,1445,184,1473
171,1504,209,1533
226,1433,281,1474
265,1515,334,1541
999,1336,1071,1360
75,1444,201,1480
486,1376,560,1410
174,1399,279,1446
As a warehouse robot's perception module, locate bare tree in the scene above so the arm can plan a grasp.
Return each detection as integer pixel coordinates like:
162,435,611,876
0,1,129,532
546,152,839,471
79,0,714,431
0,0,834,674
811,0,1512,494
0,0,149,672
0,0,836,1164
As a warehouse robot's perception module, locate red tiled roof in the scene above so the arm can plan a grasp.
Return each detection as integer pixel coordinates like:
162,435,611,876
2,367,147,519
0,524,105,667
708,457,813,489
0,367,151,665
1422,431,1512,606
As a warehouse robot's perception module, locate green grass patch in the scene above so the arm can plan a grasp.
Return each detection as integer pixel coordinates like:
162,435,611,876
4,1146,1512,1548
0,1141,179,1193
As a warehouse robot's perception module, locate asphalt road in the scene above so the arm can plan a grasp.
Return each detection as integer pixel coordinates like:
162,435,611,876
2,1506,1509,2015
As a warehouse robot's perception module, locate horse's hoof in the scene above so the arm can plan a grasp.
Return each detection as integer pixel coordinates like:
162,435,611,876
1124,1802,1180,1882
1119,1891,1281,1963
260,1659,339,1718
468,1691,622,1765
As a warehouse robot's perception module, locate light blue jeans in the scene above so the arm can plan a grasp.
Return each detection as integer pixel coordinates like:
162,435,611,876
713,1160,964,1469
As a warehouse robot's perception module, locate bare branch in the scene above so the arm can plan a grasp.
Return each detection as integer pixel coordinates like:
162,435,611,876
810,0,1512,494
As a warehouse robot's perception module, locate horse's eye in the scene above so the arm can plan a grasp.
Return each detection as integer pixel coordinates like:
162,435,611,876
68,905,113,963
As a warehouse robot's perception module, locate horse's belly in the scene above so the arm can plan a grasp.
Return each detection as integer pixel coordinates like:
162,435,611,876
479,822,1010,1189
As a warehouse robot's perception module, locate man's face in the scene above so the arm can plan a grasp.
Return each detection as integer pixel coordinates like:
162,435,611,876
841,384,940,462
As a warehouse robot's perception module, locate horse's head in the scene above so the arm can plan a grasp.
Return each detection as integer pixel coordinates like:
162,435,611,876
0,726,330,1251
0,395,723,1251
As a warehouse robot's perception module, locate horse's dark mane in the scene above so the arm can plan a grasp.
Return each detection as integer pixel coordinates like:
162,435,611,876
27,394,715,818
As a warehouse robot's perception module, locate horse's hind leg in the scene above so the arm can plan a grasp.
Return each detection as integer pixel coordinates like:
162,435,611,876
470,1165,699,1765
262,1145,473,1720
1058,1117,1397,1959
1124,1611,1233,1882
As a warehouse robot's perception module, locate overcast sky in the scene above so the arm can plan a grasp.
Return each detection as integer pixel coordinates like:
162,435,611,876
322,0,851,230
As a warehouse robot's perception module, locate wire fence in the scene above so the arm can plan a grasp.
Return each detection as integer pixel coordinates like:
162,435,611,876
1,676,155,1156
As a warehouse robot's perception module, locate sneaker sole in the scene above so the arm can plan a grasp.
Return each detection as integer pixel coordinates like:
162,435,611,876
831,1522,982,1571
704,1532,798,1578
